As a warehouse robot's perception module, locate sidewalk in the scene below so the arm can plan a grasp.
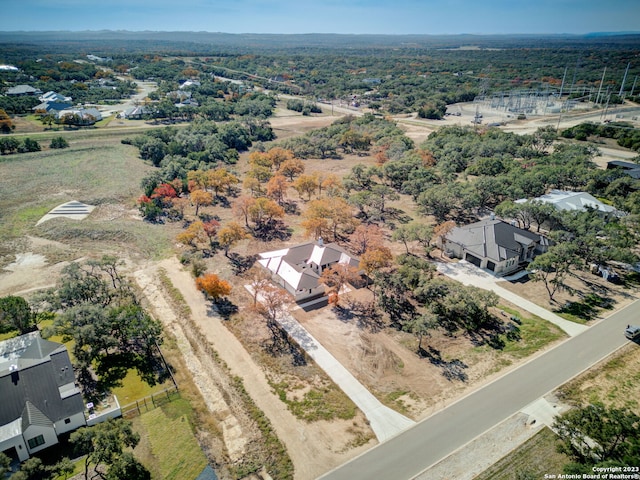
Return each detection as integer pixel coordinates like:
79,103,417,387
436,261,588,337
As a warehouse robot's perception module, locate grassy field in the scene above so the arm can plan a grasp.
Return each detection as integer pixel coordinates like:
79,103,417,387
495,305,566,359
0,132,174,263
474,427,570,480
135,399,209,480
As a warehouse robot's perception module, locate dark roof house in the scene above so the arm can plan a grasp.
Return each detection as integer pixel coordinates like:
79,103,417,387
0,332,87,461
5,85,41,96
607,160,640,180
32,101,74,114
441,219,549,276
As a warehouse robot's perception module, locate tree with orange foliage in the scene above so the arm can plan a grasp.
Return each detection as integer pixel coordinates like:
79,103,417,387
176,221,206,249
266,147,294,170
150,183,178,208
248,151,273,169
248,197,285,228
293,174,318,201
187,170,208,191
360,246,393,277
277,158,305,181
301,199,332,239
242,176,263,197
319,263,361,297
349,224,384,256
206,167,238,197
170,197,190,219
190,189,213,216
266,175,290,205
253,282,289,331
301,197,355,242
233,196,256,227
195,273,231,303
217,221,248,256
320,173,343,197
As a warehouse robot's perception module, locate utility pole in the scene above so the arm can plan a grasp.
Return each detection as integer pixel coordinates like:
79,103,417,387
558,66,568,100
619,62,630,98
596,67,607,105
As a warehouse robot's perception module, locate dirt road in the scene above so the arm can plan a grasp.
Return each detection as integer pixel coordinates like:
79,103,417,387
139,257,373,480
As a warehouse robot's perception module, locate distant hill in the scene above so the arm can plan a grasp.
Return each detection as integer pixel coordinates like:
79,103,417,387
0,31,639,53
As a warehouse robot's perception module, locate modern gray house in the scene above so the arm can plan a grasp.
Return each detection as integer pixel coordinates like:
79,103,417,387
0,332,122,462
441,219,549,276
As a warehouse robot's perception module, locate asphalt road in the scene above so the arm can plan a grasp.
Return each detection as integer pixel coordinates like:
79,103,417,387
319,299,640,480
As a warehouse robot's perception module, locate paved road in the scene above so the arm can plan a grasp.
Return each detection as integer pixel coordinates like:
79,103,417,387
319,299,639,480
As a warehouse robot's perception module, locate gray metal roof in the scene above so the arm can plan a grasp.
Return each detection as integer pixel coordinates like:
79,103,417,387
5,85,40,95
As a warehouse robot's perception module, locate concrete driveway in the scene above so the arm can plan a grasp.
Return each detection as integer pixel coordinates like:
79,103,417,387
436,260,588,337
247,286,415,442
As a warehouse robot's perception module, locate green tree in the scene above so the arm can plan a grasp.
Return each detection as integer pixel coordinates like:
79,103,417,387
50,136,69,149
554,403,640,470
0,295,35,334
403,310,439,353
71,418,146,480
47,258,163,394
0,452,10,479
19,137,41,153
528,243,581,303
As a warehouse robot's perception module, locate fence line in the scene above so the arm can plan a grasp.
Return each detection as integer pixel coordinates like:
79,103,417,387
121,385,180,418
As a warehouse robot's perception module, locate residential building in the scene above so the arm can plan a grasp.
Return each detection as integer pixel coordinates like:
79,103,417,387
56,107,103,125
32,101,74,114
607,160,640,180
38,91,72,103
5,85,41,96
258,240,360,301
515,189,620,218
441,219,549,276
0,332,86,461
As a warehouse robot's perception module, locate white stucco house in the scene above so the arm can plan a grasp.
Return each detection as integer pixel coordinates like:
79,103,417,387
258,239,360,301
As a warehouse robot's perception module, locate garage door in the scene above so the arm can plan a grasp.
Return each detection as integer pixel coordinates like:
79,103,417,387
465,253,482,268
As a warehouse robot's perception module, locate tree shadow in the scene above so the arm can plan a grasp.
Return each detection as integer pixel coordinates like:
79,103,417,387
227,253,258,275
420,346,468,382
207,298,239,320
556,292,614,322
262,323,308,367
252,219,292,242
333,299,386,332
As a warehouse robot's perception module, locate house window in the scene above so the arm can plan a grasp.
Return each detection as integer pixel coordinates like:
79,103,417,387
64,418,71,424
27,435,45,449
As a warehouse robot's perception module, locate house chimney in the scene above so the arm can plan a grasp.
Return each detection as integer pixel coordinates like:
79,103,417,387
318,237,324,246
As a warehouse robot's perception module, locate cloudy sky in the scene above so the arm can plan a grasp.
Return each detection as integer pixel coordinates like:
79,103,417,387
1,0,639,35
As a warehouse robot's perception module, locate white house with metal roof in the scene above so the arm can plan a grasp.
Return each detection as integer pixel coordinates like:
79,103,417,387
258,239,359,301
516,189,620,218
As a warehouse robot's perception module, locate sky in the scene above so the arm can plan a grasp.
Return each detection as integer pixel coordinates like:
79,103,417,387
1,0,639,35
